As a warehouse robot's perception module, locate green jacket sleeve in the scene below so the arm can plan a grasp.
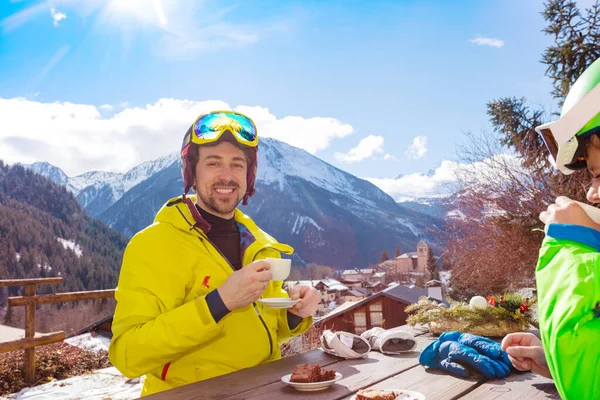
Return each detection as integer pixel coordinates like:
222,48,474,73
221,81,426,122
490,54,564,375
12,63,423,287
536,230,600,400
109,230,224,378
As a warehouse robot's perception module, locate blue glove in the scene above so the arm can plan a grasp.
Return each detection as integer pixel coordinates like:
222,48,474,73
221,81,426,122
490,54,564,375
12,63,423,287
419,340,510,379
439,331,512,373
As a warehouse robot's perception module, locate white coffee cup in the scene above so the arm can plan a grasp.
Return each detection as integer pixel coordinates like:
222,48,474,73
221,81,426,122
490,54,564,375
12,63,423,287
265,258,291,281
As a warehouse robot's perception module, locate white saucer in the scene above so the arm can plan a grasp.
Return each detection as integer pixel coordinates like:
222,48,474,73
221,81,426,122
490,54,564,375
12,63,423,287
349,389,426,400
281,372,342,391
258,298,300,309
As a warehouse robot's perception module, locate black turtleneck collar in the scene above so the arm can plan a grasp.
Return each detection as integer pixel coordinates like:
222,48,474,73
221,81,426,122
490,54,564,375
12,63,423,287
196,204,237,232
195,204,242,270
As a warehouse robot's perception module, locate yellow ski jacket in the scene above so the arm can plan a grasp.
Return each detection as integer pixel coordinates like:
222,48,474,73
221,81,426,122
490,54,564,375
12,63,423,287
108,196,312,396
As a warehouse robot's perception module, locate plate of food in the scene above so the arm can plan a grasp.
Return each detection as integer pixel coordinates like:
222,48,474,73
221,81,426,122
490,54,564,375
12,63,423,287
350,388,426,400
281,363,341,391
258,297,300,309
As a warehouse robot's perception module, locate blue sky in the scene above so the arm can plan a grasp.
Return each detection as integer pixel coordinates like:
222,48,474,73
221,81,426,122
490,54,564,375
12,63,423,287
0,0,581,199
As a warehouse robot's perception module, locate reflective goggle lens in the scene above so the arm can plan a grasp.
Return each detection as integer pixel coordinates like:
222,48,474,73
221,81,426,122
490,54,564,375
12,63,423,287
193,111,257,145
538,127,559,161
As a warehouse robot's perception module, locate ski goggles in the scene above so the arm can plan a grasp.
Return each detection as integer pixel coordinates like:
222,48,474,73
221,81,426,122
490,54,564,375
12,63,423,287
535,82,600,173
182,110,258,150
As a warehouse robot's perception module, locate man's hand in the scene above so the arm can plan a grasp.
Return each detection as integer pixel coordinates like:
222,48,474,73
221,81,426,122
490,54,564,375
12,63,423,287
501,332,552,379
217,260,272,311
539,196,600,230
287,285,319,318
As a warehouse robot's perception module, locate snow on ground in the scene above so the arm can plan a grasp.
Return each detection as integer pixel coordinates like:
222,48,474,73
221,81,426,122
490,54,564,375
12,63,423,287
0,324,27,341
56,238,83,258
3,367,144,400
1,333,144,399
64,333,111,354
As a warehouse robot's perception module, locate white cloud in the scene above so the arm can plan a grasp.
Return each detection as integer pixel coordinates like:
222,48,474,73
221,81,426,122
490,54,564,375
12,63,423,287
366,154,522,201
236,106,353,154
405,136,427,160
334,135,384,163
366,160,460,201
0,97,354,176
469,36,504,48
383,153,398,162
100,104,113,111
50,7,66,27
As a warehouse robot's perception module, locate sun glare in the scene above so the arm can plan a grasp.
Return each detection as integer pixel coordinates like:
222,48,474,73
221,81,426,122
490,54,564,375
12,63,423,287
105,0,167,26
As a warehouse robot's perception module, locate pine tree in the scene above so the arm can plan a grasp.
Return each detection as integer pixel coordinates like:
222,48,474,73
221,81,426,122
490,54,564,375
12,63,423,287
426,247,437,280
541,0,600,104
380,249,389,263
395,246,402,258
448,0,600,297
4,305,14,325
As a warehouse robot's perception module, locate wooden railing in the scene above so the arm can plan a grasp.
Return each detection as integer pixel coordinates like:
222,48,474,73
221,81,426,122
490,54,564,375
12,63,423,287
0,277,115,385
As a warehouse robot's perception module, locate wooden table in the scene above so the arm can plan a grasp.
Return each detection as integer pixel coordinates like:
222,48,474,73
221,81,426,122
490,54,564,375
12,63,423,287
143,326,559,400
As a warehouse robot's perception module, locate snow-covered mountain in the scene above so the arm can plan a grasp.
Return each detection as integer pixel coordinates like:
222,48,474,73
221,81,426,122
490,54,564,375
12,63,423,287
24,162,69,186
25,138,444,269
24,154,180,217
397,196,453,219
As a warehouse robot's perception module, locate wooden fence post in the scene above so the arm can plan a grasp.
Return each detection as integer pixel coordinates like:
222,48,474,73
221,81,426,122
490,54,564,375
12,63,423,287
24,284,36,385
0,277,115,388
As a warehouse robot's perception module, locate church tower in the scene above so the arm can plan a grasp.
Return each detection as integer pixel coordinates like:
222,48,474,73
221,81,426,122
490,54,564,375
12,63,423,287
417,240,429,275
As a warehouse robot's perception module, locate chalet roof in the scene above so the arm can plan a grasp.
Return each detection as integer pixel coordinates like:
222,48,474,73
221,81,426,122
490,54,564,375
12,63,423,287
347,289,365,297
316,284,435,324
338,277,362,284
396,252,418,259
342,269,373,275
383,284,428,304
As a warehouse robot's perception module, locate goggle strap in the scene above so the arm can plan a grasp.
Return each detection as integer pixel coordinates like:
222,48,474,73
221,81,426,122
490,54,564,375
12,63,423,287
182,193,211,233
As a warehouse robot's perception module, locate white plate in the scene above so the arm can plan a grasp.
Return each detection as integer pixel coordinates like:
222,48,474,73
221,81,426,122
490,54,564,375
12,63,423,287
349,389,426,400
281,372,342,391
258,298,300,309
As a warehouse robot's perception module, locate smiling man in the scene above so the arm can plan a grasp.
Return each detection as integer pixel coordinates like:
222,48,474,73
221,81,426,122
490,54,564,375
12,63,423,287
108,110,319,396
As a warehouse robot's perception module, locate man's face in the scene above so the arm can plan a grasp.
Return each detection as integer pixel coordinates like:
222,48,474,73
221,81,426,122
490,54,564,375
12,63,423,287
194,141,248,219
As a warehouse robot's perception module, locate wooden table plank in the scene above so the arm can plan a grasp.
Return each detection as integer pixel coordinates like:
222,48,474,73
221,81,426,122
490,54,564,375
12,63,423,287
459,372,559,400
143,324,431,400
138,326,560,400
340,364,482,400
222,335,436,400
143,349,341,400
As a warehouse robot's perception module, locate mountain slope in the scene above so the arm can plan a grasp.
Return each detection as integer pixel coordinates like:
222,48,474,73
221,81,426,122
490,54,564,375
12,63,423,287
397,196,452,219
0,161,128,297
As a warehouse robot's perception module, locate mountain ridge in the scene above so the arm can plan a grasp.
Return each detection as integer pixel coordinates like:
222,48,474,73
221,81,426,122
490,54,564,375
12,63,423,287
23,138,444,269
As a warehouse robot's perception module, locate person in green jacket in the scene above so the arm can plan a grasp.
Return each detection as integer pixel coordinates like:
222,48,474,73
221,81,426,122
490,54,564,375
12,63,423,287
501,58,600,399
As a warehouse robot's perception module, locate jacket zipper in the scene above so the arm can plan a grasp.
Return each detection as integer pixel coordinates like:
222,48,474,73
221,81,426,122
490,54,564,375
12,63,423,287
253,303,274,358
196,231,274,359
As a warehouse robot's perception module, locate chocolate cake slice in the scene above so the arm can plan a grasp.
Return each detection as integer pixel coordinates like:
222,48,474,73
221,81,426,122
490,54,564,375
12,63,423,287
319,368,337,382
289,364,321,383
